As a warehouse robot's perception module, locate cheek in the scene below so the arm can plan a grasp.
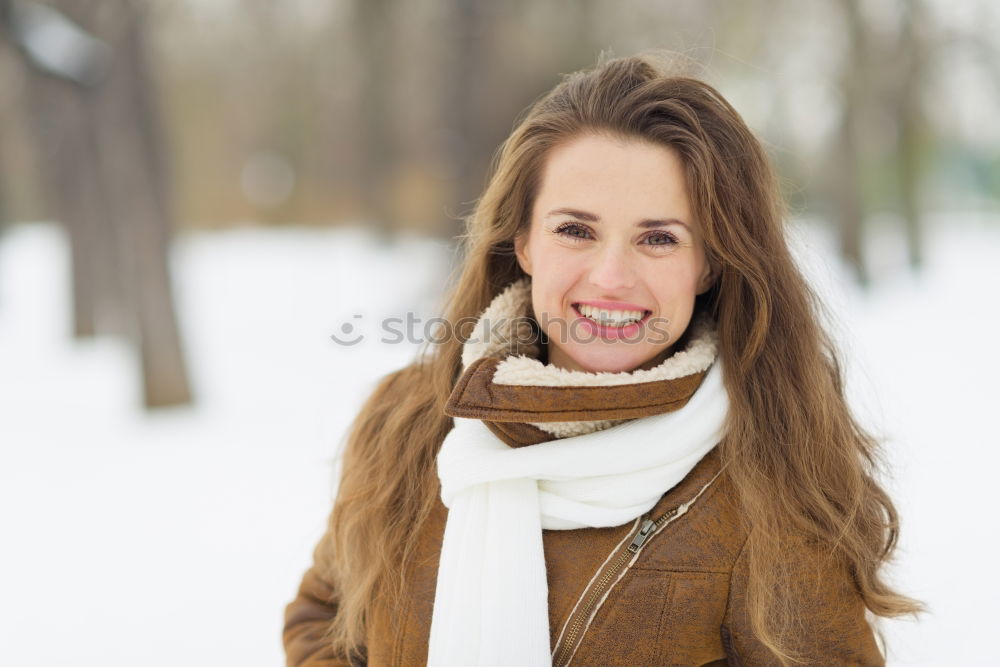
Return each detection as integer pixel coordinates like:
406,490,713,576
536,273,578,314
530,255,586,354
530,244,585,292
646,263,702,308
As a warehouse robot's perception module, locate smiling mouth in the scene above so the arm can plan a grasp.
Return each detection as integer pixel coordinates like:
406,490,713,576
572,303,652,328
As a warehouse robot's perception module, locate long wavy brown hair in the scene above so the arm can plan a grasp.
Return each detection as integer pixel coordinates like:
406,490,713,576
321,51,922,664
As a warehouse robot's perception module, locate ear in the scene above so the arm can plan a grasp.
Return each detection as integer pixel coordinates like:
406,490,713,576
514,231,532,276
696,258,717,295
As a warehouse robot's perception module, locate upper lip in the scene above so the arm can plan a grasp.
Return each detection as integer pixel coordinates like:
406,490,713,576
573,299,651,312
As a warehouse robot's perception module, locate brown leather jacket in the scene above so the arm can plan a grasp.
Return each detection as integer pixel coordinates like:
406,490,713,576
284,359,885,666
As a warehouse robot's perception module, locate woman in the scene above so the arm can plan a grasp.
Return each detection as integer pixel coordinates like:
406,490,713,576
284,53,921,666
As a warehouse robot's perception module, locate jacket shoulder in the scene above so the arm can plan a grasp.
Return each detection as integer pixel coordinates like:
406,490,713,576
639,452,750,573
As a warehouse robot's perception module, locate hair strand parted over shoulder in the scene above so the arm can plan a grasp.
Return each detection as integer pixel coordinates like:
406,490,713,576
321,50,922,665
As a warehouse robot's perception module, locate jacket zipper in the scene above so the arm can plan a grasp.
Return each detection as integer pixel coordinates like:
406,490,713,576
550,472,722,667
550,507,678,667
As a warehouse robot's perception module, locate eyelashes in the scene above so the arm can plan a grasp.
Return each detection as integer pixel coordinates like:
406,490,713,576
643,231,680,248
554,222,592,241
552,222,679,249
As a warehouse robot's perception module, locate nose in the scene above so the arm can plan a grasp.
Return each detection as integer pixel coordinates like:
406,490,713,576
588,243,636,291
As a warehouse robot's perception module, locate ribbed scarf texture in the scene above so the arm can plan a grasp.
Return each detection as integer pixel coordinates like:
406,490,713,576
426,280,730,667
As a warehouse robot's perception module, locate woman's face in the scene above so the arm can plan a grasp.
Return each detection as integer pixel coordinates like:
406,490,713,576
514,132,715,373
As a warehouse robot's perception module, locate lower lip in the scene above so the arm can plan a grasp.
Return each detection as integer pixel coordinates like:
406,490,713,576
572,305,650,340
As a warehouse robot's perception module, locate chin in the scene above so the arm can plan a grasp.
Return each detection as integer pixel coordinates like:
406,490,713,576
563,345,660,374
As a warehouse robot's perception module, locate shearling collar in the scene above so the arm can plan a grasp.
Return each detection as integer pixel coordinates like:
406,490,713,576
444,278,720,447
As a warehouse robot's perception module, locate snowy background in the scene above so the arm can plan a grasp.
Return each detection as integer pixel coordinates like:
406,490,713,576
1,218,997,666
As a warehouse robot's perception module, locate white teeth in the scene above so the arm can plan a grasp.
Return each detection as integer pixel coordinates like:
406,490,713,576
577,304,646,325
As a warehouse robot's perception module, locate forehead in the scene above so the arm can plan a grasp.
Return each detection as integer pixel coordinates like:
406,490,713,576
532,133,691,217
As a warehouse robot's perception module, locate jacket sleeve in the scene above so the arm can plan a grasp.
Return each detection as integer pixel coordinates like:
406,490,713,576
721,531,885,666
283,517,364,667
284,365,417,666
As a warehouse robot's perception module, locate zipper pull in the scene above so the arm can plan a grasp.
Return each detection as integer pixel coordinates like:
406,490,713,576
628,519,656,552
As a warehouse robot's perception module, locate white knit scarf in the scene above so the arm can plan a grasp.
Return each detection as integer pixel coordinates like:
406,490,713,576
426,280,730,666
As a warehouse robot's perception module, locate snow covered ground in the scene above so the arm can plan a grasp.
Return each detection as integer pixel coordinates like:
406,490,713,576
0,217,997,666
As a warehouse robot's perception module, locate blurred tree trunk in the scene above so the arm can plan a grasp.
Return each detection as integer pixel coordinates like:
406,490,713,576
0,141,8,229
0,119,8,227
355,0,398,240
43,87,113,341
897,0,928,272
91,0,191,407
440,0,492,240
8,1,117,341
7,0,191,408
831,0,870,286
561,0,601,72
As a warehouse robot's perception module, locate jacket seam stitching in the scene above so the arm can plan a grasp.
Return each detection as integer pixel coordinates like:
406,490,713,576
722,526,753,663
653,575,677,665
390,592,411,667
722,626,741,667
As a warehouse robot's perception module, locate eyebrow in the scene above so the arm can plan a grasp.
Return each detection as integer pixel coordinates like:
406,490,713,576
545,207,690,231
